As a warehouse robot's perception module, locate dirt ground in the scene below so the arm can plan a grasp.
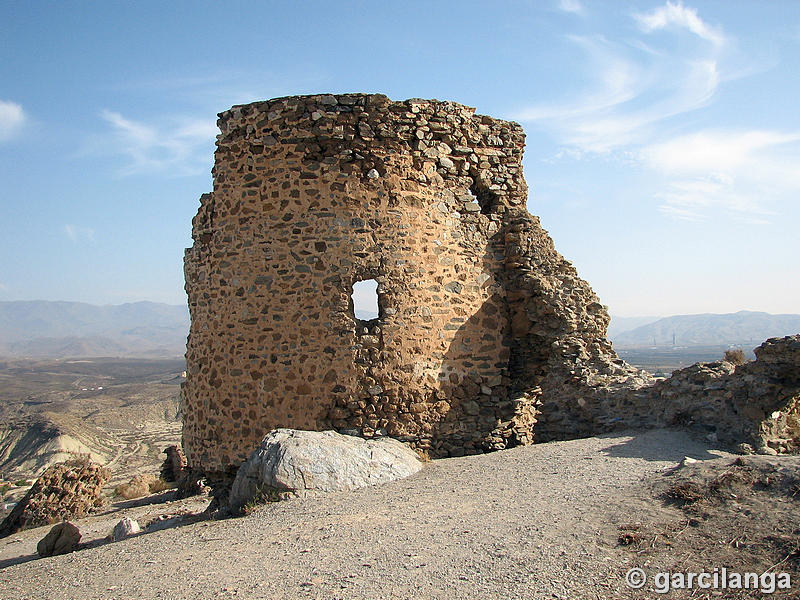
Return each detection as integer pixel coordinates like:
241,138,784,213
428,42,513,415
0,428,797,600
616,454,800,599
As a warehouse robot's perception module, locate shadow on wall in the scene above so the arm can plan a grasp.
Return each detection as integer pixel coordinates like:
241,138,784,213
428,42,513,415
432,292,512,456
429,224,521,457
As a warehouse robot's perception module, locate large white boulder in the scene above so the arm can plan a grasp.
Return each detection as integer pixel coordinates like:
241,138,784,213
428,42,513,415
229,429,423,512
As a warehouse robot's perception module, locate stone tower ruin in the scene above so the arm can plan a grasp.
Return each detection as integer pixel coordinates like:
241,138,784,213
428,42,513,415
183,94,800,481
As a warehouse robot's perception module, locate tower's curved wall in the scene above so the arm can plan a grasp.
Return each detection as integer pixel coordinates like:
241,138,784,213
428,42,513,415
182,94,616,476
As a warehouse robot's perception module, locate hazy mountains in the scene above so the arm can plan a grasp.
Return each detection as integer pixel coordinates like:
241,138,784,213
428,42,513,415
606,315,660,339
1,301,798,358
611,310,800,347
0,301,189,358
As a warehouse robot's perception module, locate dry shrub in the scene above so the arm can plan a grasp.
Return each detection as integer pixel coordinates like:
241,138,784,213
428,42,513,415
618,531,640,546
241,486,286,516
664,481,706,504
709,463,755,493
724,348,746,365
114,474,158,500
148,478,170,494
618,524,643,546
63,453,92,467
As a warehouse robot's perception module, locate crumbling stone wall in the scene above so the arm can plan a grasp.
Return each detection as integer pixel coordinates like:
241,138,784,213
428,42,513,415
183,94,800,480
182,94,632,477
0,458,109,537
641,335,800,454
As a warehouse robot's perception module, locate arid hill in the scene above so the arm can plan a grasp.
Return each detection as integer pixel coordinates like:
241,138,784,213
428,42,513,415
0,358,184,494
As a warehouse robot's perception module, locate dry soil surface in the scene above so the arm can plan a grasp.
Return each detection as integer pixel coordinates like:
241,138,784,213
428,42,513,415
0,429,797,600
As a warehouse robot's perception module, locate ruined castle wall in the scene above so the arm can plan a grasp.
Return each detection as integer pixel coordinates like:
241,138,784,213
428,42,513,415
643,335,800,453
183,94,637,476
183,94,533,474
183,94,800,477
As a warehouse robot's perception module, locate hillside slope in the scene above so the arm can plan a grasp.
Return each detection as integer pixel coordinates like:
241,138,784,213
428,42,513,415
607,315,661,339
613,310,800,347
0,358,184,485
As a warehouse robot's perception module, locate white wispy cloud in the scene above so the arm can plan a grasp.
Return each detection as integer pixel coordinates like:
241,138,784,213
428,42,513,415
513,2,793,224
655,176,773,224
642,130,800,173
99,110,217,176
557,0,585,16
64,224,96,243
515,36,640,124
0,99,26,142
642,130,800,223
634,1,726,47
514,3,726,153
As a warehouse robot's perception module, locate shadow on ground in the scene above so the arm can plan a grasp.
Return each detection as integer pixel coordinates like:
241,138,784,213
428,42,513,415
597,429,723,462
0,494,211,570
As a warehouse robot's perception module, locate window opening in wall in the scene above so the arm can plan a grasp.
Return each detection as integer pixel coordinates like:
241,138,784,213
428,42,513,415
469,182,498,215
351,279,379,322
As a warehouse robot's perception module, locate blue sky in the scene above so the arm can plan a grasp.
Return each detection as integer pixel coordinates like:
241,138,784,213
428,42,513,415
1,1,798,316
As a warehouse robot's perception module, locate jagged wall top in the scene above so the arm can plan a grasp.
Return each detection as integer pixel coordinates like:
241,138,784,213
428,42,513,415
207,93,526,207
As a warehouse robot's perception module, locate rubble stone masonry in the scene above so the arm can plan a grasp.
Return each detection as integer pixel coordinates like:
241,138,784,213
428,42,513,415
182,94,800,480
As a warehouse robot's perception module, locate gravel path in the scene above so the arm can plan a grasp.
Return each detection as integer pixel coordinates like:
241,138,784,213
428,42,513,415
0,429,728,599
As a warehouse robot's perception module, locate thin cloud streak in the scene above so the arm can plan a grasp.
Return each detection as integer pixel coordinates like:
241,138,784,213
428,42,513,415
557,0,585,16
642,130,800,173
64,224,96,243
513,30,722,153
515,36,641,123
644,129,800,223
0,99,26,142
99,110,217,176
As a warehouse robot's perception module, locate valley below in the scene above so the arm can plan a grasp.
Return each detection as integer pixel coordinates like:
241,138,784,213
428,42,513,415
0,358,185,508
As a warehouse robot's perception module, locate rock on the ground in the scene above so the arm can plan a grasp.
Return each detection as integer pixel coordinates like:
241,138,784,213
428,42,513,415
229,429,423,512
0,458,110,537
161,445,206,498
36,521,81,557
111,517,141,541
160,445,187,483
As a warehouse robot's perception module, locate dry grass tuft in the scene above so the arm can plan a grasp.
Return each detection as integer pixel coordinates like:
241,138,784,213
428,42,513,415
241,486,287,516
415,449,432,463
148,478,170,494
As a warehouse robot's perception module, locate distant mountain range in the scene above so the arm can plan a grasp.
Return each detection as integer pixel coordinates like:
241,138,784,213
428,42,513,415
0,301,189,358
1,302,797,358
611,311,800,347
606,315,661,339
